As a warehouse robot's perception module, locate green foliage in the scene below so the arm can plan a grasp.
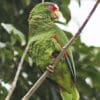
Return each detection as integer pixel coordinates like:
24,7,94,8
1,23,26,46
0,0,100,100
73,37,100,100
0,84,7,100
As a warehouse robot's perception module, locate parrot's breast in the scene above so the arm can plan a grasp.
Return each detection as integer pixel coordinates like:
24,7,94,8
29,31,73,93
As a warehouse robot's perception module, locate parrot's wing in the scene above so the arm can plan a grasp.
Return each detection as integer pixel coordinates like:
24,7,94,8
52,35,76,83
53,26,76,83
64,54,76,83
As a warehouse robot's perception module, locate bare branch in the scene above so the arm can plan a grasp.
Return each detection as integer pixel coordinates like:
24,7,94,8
5,45,29,100
22,0,100,100
42,0,45,3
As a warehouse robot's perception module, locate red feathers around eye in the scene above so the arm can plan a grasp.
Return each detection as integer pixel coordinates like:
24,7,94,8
45,4,59,12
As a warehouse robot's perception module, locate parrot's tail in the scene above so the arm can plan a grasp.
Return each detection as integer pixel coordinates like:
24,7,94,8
60,91,72,100
60,87,79,100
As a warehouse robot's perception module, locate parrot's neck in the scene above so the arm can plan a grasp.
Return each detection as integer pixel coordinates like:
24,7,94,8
29,13,55,36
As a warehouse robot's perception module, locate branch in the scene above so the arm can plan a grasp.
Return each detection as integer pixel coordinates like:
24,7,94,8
22,0,100,100
42,0,45,3
5,45,29,100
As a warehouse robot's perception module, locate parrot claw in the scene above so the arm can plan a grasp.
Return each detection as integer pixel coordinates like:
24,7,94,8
47,65,55,73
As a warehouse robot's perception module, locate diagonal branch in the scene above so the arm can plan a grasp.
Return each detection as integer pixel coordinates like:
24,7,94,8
5,45,29,100
21,0,100,100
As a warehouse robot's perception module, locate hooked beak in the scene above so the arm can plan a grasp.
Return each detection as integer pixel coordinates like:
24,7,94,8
51,10,62,19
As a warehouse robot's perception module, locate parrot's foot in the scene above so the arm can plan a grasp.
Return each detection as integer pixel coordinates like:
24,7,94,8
47,65,55,73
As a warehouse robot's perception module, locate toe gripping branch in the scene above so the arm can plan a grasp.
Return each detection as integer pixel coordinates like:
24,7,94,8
47,65,55,73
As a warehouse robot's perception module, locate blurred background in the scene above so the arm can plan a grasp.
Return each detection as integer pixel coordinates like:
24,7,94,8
0,0,100,100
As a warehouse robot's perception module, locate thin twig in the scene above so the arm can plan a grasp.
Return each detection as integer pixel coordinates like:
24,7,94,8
5,45,29,100
42,0,45,3
22,0,100,100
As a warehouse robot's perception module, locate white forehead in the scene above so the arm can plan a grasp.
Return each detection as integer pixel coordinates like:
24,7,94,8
54,4,59,10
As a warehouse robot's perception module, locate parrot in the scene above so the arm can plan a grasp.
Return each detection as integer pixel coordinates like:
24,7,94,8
28,2,79,100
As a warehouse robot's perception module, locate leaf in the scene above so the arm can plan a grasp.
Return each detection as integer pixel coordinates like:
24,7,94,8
59,0,71,23
77,0,81,6
77,78,92,96
0,42,6,48
22,0,31,6
0,83,8,99
1,23,26,46
60,5,71,23
94,51,100,66
87,68,100,89
60,0,70,5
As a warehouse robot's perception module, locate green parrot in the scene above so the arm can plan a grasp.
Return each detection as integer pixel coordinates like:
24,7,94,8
28,2,79,100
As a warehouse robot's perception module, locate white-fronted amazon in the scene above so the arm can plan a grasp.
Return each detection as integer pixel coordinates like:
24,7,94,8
28,2,79,100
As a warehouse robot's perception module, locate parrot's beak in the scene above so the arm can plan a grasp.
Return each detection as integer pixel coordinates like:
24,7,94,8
52,10,62,19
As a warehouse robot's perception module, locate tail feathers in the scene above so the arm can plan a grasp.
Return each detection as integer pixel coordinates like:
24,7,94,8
72,86,80,100
60,87,79,100
60,91,72,100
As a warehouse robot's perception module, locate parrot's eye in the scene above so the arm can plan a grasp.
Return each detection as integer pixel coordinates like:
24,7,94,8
45,4,59,12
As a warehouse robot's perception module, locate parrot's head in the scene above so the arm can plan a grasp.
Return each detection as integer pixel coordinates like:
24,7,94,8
29,2,62,21
44,3,61,20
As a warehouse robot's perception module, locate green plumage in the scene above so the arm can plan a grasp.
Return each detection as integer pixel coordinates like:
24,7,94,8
28,2,79,100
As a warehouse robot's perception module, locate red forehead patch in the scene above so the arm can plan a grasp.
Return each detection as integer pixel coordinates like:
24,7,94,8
45,4,59,12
